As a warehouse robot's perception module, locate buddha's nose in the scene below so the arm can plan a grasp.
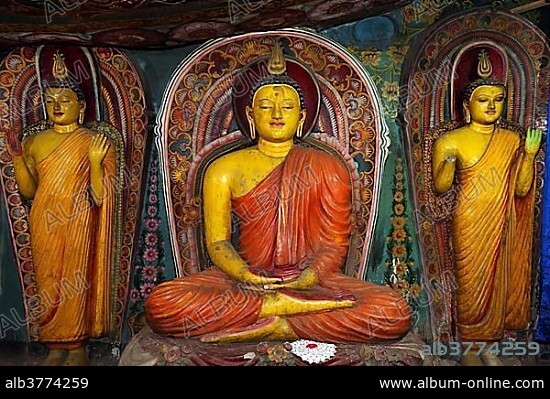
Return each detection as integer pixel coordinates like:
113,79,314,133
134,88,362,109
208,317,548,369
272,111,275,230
272,104,282,119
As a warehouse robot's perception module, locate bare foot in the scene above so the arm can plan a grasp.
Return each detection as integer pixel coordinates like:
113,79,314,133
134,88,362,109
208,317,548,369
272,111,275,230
201,316,298,343
461,352,483,366
63,347,88,366
43,349,68,366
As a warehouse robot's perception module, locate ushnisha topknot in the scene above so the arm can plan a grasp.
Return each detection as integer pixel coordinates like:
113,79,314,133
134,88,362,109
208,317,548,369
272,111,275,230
249,41,305,108
267,40,286,76
46,50,86,101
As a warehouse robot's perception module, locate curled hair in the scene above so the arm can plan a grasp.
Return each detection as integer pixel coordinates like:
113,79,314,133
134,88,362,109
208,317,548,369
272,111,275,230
463,78,506,103
250,75,305,109
43,79,86,101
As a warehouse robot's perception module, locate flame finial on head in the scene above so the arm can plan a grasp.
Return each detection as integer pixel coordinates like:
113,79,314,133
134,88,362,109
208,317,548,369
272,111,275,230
52,51,69,81
477,50,493,79
267,40,286,75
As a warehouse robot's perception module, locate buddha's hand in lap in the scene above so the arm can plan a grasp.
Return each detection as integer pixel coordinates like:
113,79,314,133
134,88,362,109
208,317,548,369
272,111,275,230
236,269,283,287
262,267,319,290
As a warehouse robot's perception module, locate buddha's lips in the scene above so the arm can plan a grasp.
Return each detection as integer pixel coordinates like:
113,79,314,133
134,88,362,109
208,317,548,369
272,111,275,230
270,122,285,127
53,112,64,117
486,111,496,115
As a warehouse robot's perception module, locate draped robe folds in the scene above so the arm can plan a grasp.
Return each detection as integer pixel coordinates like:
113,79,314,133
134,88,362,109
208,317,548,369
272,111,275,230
146,146,411,343
30,128,115,345
452,128,535,341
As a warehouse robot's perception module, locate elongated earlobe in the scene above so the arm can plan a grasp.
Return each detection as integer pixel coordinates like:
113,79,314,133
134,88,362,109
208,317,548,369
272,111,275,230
245,106,256,140
248,120,256,140
297,121,304,138
297,110,306,138
463,103,471,124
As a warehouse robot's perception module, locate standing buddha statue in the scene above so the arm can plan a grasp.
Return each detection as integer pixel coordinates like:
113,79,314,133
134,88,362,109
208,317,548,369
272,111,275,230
6,51,115,366
432,50,542,366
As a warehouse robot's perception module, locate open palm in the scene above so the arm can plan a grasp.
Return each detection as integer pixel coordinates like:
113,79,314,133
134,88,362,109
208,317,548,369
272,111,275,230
525,127,542,155
88,134,110,166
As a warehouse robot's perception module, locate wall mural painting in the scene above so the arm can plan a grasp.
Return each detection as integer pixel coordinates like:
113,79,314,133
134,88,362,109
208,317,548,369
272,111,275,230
379,157,422,321
127,149,167,336
0,0,413,48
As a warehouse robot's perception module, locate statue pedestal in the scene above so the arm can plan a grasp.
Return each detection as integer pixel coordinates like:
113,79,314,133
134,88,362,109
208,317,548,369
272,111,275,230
119,326,439,366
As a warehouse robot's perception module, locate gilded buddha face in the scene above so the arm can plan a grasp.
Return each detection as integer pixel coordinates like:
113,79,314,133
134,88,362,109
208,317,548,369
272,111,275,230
247,84,306,142
465,85,506,125
45,87,85,126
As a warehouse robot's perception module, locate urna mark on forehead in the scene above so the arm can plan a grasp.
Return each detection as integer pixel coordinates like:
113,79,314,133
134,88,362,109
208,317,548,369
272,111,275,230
248,73,306,109
44,81,86,102
45,86,79,100
464,78,506,103
469,85,506,100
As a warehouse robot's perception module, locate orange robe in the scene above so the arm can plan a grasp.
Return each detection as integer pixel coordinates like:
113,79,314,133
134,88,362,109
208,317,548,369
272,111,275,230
146,146,411,343
452,128,535,341
30,128,115,346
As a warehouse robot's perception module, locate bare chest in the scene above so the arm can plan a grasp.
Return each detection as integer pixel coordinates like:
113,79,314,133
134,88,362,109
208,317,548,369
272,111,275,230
456,136,492,169
231,157,285,198
30,132,78,165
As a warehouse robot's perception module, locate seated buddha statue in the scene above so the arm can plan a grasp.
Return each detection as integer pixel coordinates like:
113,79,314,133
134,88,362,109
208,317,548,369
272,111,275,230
432,77,541,365
145,43,411,343
7,51,115,366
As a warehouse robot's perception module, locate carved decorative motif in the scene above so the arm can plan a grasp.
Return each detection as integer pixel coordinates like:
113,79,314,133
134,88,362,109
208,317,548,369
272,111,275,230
120,327,427,366
380,157,422,319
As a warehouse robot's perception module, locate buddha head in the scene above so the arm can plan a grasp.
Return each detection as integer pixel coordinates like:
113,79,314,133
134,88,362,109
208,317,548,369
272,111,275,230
43,51,87,127
233,40,320,142
246,76,306,143
463,79,506,126
44,84,86,127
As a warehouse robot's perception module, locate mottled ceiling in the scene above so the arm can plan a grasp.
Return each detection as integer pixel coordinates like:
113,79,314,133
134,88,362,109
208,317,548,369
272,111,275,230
0,0,412,48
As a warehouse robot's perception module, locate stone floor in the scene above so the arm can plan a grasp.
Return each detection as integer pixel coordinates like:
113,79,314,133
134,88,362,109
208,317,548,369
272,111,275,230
0,341,118,366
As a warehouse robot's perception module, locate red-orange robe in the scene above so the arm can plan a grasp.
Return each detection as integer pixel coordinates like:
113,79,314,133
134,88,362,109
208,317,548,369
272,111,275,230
31,128,115,347
146,146,411,342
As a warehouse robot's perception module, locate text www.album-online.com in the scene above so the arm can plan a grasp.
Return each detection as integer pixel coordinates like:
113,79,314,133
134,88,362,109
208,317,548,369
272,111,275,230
379,377,544,389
